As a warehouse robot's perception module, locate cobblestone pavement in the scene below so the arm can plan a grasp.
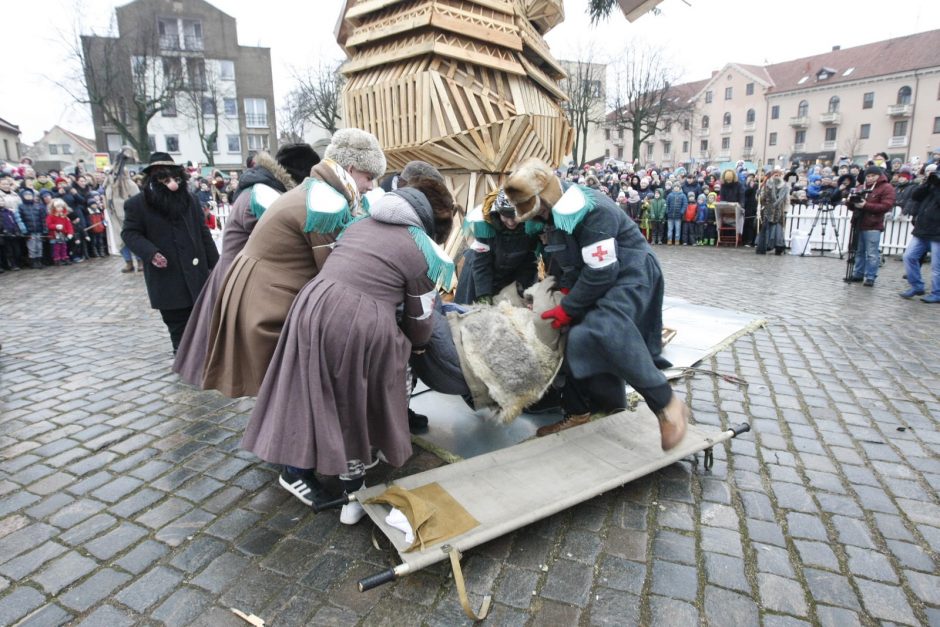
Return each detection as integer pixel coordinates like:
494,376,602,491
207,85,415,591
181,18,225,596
1,248,938,627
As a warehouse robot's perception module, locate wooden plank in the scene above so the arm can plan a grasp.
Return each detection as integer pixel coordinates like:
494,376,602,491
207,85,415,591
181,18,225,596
430,71,462,136
421,72,432,142
345,11,432,49
429,12,522,51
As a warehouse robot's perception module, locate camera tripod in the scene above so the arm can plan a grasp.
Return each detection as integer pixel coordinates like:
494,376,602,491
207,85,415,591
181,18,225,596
800,202,843,258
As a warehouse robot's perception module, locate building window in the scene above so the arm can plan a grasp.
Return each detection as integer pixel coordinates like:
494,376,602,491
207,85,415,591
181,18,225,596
245,98,268,127
182,19,203,50
49,144,58,155
227,134,241,153
860,123,870,139
721,137,730,150
162,57,182,85
682,119,690,131
646,142,654,158
705,90,713,104
148,135,156,153
724,86,733,100
61,144,72,155
219,60,235,81
700,139,708,151
794,130,806,144
186,58,206,90
604,128,610,140
862,92,874,109
158,18,179,49
771,105,779,120
893,120,908,137
616,146,623,159
746,82,754,96
162,96,177,117
897,86,912,105
828,96,840,113
618,129,624,139
825,127,837,141
746,109,755,124
663,141,671,154
722,112,731,127
223,98,237,118
769,132,777,146
744,135,754,149
165,134,180,153
247,134,269,151
701,115,709,129
682,140,689,152
797,100,808,117
201,97,216,116
934,117,940,134
604,148,610,158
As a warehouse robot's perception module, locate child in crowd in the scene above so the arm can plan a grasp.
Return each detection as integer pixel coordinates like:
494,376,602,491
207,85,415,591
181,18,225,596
19,189,47,269
695,193,707,245
639,197,651,242
704,191,719,245
682,192,696,245
1,195,26,271
625,189,642,223
86,194,108,257
649,189,665,244
47,199,74,265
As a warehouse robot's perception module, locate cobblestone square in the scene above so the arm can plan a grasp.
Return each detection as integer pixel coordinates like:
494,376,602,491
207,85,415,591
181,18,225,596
1,248,938,625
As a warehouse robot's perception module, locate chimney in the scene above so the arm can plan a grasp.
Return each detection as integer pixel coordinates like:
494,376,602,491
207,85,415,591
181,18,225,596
711,70,718,78
832,45,840,51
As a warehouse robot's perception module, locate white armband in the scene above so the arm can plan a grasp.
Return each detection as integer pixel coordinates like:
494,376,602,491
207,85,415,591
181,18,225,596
581,237,617,268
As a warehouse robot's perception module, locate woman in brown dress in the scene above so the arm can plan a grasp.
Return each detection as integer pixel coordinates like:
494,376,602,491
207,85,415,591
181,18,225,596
241,179,456,523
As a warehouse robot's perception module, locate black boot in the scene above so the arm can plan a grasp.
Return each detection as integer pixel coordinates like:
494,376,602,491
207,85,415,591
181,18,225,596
408,408,429,434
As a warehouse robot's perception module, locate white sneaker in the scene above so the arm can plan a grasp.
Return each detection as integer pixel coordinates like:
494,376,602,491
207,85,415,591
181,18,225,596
340,500,366,525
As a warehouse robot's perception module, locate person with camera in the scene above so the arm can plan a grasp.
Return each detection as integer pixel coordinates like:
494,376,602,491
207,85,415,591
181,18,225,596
900,164,940,303
844,166,895,287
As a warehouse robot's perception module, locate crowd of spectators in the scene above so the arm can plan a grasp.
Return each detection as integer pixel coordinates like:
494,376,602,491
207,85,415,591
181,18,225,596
0,156,240,273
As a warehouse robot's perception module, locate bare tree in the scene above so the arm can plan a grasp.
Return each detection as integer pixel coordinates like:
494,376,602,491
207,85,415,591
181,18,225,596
841,130,862,161
178,62,224,166
57,15,183,162
607,41,686,163
291,61,345,136
560,54,607,167
278,88,310,144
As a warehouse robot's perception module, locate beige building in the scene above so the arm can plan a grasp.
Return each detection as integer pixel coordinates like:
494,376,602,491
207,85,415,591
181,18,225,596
83,0,277,169
0,117,22,163
606,29,940,169
26,126,97,174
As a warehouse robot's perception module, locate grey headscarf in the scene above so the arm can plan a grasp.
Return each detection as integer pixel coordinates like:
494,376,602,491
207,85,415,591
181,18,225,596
369,187,434,236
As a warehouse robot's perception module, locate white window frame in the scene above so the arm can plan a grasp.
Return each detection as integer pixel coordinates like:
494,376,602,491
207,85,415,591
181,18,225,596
227,134,241,153
244,98,268,128
223,97,238,118
165,134,180,154
219,60,235,81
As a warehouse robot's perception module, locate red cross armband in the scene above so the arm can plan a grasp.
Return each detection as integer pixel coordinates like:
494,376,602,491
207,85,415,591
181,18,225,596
582,237,617,269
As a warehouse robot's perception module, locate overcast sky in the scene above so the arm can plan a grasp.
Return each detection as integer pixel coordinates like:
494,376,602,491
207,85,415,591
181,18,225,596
4,0,940,144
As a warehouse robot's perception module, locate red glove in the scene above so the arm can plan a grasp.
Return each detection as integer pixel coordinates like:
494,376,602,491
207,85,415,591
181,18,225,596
559,287,570,295
541,304,573,329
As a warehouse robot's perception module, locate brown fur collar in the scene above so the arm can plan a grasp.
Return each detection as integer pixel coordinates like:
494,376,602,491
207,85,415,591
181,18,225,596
254,151,296,191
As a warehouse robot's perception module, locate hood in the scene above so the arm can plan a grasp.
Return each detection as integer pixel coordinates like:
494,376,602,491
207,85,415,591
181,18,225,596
233,151,295,201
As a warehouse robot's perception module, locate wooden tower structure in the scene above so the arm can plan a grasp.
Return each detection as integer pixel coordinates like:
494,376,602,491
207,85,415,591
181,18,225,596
335,0,574,213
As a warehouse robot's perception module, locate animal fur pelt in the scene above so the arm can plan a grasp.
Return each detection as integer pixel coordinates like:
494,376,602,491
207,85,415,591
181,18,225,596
447,277,564,423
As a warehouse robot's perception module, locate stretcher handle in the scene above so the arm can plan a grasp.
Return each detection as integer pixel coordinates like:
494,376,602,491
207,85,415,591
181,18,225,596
358,568,397,591
312,494,350,513
730,423,751,437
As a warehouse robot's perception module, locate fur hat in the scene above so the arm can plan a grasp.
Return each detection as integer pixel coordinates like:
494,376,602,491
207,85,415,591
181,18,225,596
897,166,913,179
400,160,444,184
275,143,320,184
864,165,884,177
503,158,563,222
324,128,386,180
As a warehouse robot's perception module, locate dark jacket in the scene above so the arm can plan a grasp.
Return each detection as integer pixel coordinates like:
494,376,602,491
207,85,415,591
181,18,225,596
122,191,220,310
911,178,940,241
894,180,917,216
469,220,539,300
18,201,47,234
851,173,895,232
719,180,744,206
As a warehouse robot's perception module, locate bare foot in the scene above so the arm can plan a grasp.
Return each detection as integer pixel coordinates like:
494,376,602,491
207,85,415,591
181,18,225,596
656,395,690,451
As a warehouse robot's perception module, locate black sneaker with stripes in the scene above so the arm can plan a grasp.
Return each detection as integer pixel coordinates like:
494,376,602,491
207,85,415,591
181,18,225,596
279,467,332,508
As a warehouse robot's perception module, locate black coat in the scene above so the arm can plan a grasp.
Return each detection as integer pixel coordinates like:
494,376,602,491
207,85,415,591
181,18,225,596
122,191,219,310
911,179,940,241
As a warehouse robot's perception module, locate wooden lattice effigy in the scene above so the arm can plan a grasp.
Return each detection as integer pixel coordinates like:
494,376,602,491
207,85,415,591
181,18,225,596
336,0,573,219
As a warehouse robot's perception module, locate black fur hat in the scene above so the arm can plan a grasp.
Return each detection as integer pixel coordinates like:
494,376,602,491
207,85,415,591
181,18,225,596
275,143,320,184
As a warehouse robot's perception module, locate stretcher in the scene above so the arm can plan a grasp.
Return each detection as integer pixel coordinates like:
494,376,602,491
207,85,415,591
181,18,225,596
318,407,750,619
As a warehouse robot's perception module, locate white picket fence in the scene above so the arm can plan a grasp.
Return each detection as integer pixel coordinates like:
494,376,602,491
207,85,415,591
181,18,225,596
783,203,913,256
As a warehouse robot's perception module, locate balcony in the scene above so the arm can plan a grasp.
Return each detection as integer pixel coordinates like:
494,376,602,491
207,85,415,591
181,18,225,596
789,116,810,128
743,122,756,132
887,104,912,117
720,125,732,135
741,149,756,160
717,151,731,161
793,143,806,152
697,128,710,137
819,111,842,124
888,136,908,148
183,35,204,51
698,151,711,160
245,113,269,128
821,140,837,150
159,34,180,50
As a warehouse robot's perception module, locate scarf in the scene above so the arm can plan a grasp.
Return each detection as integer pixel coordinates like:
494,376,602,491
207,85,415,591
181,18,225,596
370,191,455,291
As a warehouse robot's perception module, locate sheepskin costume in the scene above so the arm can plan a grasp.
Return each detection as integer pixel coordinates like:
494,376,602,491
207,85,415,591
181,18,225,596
323,128,387,180
447,277,564,422
503,158,564,221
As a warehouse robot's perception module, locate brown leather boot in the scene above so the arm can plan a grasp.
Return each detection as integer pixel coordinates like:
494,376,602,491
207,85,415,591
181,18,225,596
121,261,134,273
536,412,591,437
656,395,690,451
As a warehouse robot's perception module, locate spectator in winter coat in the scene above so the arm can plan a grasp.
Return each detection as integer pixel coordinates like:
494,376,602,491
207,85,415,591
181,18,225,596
649,189,666,244
681,174,701,200
900,164,940,303
845,166,896,287
665,184,687,245
18,188,47,269
719,169,745,207
742,174,759,247
0,195,26,271
47,199,74,265
894,167,917,216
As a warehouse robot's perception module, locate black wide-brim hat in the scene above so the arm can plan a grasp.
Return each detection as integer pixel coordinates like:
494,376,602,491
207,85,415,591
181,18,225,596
142,152,182,174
